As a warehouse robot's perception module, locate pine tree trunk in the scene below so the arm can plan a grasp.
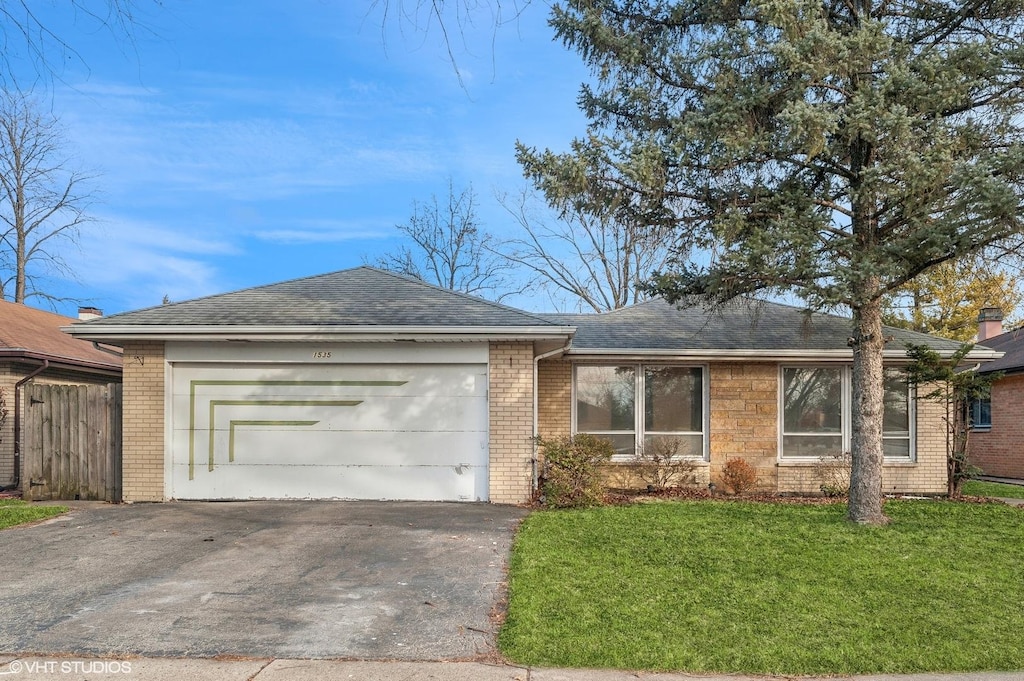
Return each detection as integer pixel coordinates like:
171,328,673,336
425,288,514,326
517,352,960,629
847,296,889,524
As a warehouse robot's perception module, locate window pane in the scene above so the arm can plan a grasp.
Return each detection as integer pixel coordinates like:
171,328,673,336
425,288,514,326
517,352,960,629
972,396,992,428
783,435,844,458
605,433,639,460
883,438,911,459
576,366,635,432
883,368,910,434
643,434,703,459
783,368,842,434
645,366,703,433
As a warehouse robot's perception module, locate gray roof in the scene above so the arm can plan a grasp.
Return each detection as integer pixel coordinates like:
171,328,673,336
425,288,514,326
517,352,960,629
78,267,560,328
541,298,967,354
975,327,1024,374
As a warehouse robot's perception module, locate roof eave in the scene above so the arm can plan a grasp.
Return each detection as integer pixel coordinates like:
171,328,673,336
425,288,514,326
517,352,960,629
563,347,1000,361
62,325,578,344
0,348,123,374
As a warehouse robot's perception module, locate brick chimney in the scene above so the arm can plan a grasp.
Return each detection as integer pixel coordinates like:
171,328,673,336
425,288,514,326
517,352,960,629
77,306,103,321
977,307,1003,342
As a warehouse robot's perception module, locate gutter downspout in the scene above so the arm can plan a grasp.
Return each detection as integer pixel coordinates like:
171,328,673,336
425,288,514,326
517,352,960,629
533,341,572,494
13,359,49,491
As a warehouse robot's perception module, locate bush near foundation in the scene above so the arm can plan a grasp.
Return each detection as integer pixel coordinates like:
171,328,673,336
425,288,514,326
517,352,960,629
721,458,757,494
538,434,615,508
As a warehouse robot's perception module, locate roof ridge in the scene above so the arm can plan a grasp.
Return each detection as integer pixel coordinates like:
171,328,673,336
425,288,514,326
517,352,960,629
362,267,560,326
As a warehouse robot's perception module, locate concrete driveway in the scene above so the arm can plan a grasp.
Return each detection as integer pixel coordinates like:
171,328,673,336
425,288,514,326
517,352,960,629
0,501,527,660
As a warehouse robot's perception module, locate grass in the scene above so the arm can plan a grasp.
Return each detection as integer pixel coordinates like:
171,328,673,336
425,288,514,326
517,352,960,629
962,480,1024,499
0,499,67,529
499,500,1024,675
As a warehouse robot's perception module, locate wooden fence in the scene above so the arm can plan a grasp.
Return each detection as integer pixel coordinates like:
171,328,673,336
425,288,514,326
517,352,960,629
23,383,122,502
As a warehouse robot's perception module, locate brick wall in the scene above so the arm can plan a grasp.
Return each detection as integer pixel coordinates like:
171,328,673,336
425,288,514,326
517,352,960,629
968,374,1024,479
537,358,947,496
537,358,571,440
488,342,535,504
777,380,948,495
121,341,166,502
709,363,779,490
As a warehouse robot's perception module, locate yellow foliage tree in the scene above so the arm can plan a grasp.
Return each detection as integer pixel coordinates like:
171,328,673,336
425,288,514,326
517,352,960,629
883,257,1022,341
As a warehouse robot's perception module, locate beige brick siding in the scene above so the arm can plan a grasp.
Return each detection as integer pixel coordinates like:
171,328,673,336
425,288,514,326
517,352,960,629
0,364,120,487
968,374,1024,479
488,342,535,504
537,358,949,496
537,359,571,440
709,363,779,490
121,341,166,502
775,379,948,494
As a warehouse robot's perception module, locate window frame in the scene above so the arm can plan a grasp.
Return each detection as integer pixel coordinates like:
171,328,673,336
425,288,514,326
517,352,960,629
571,362,710,462
969,393,992,431
778,364,916,463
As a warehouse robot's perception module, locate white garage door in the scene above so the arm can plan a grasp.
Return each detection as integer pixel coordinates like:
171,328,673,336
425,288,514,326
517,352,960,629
168,361,489,501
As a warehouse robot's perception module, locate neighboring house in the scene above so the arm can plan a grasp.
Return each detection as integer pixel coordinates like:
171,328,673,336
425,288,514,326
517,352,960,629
64,266,993,504
0,301,123,489
967,308,1024,479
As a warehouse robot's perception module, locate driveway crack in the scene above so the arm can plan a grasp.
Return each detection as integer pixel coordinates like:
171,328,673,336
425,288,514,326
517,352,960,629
247,657,274,679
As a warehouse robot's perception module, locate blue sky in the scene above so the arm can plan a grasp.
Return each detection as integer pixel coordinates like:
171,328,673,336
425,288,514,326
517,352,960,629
11,1,589,316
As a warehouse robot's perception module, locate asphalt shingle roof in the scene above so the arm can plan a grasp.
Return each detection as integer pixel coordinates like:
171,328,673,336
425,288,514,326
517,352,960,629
541,297,966,353
79,267,561,328
0,299,122,368
975,327,1024,374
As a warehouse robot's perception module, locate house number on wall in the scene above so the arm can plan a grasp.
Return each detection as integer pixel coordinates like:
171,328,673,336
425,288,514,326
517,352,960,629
312,351,332,359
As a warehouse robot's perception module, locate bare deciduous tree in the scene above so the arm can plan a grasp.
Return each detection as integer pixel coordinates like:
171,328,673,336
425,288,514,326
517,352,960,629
0,89,95,304
368,179,517,301
367,0,531,87
0,0,159,86
498,189,672,313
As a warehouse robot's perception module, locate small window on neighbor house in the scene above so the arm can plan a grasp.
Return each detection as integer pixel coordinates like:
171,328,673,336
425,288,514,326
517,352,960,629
970,394,992,429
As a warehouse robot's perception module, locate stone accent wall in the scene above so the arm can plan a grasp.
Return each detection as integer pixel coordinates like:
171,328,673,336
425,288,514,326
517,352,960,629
968,374,1024,479
121,341,166,502
537,358,571,440
488,342,535,504
709,363,779,490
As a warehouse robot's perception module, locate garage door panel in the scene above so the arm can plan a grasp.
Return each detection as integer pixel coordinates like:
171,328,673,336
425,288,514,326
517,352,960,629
171,428,485,468
171,394,487,433
169,361,490,501
171,461,487,501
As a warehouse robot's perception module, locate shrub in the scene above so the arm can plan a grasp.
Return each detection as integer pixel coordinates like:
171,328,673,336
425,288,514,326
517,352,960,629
816,451,852,497
617,437,699,491
538,434,615,508
721,458,757,494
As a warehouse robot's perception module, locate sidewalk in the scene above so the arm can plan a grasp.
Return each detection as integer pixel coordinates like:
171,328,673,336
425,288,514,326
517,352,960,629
1,657,1023,681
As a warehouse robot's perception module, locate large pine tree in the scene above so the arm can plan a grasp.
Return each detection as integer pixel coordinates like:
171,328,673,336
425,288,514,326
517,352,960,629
518,0,1024,523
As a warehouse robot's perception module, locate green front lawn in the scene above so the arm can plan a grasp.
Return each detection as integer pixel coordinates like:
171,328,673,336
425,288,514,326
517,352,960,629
962,480,1024,499
0,499,67,529
500,500,1024,675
